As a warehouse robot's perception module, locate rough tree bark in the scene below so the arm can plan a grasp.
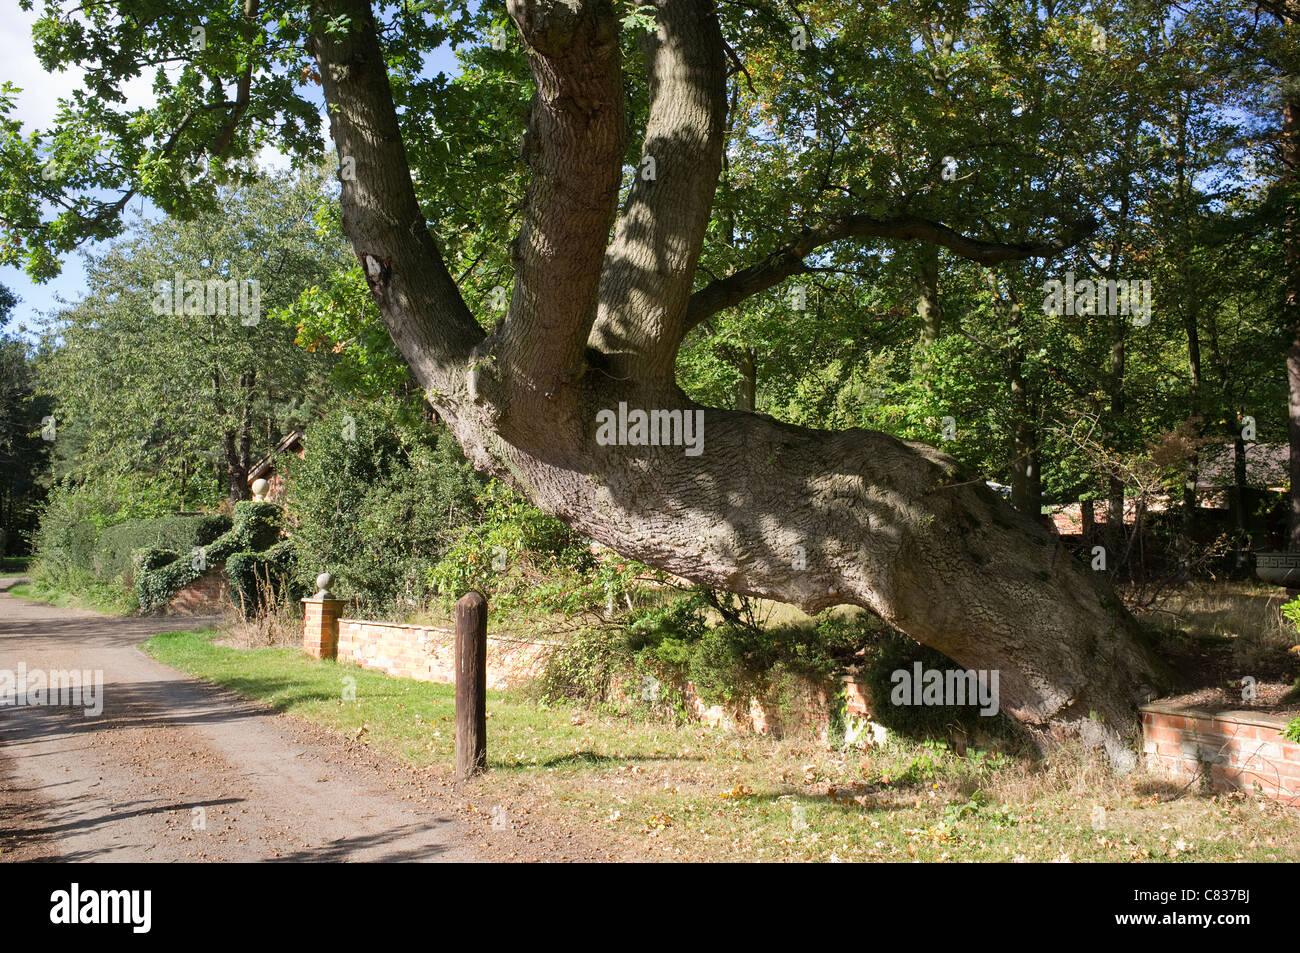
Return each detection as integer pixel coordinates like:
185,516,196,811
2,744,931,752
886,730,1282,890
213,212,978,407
308,0,1170,761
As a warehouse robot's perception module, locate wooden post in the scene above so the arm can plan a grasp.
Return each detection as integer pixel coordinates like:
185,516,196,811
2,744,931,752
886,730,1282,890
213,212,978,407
455,590,488,779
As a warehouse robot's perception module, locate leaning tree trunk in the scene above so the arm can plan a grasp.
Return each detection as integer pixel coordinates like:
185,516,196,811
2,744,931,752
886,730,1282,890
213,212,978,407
309,0,1171,762
451,382,1170,761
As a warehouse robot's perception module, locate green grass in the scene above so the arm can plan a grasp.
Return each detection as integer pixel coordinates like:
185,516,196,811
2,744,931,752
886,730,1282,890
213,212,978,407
141,627,1300,862
142,626,720,770
0,556,30,573
9,576,138,616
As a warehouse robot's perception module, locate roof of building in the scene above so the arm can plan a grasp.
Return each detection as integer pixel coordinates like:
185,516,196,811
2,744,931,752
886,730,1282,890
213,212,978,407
247,429,305,483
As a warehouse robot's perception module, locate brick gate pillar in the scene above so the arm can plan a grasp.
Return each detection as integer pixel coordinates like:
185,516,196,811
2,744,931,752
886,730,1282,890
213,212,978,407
302,572,342,660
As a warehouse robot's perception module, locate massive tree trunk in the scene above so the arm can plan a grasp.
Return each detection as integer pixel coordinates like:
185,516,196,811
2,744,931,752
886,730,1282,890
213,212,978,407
309,0,1170,760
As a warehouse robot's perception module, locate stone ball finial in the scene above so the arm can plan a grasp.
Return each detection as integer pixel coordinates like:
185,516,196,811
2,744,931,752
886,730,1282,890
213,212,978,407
314,571,334,599
251,478,270,501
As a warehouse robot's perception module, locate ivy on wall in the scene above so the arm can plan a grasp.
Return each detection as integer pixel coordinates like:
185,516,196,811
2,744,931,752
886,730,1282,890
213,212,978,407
134,501,294,613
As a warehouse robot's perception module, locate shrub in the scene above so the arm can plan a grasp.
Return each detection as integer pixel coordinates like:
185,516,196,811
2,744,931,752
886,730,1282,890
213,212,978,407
133,549,199,613
95,515,231,577
428,478,661,617
286,401,482,617
1282,596,1300,638
536,626,634,704
30,480,233,608
542,589,884,732
226,539,299,615
134,501,283,612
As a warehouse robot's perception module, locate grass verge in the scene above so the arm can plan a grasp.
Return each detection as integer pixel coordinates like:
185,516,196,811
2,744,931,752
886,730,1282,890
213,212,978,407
9,577,138,616
143,627,1300,863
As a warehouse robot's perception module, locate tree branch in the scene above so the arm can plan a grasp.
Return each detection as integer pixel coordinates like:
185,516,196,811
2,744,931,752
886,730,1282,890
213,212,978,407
209,0,260,157
587,0,729,382
310,0,483,391
683,212,1100,333
493,0,627,407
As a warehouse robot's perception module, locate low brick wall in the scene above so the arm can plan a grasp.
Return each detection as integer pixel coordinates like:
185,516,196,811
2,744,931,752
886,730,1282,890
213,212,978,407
167,566,229,614
680,680,832,742
336,618,555,691
1141,703,1300,805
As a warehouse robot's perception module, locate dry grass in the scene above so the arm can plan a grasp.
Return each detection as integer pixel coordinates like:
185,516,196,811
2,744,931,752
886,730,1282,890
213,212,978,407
217,580,302,649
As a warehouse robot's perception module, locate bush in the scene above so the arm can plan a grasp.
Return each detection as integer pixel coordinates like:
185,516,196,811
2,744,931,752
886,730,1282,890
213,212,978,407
1282,596,1300,638
30,480,232,601
542,589,882,730
95,515,231,577
134,501,283,612
30,483,112,583
536,626,635,704
287,401,482,617
429,478,608,614
1284,717,1300,744
226,540,299,614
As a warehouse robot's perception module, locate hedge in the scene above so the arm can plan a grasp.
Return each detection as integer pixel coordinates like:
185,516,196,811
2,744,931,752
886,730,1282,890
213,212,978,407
35,510,231,583
226,540,299,613
134,501,285,613
95,515,231,577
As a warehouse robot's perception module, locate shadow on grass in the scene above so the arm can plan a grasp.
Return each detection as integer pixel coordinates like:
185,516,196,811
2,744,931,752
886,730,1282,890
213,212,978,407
492,750,708,772
200,675,342,711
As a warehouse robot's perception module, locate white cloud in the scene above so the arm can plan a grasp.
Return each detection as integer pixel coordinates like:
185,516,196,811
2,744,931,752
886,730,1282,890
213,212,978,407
1,5,161,134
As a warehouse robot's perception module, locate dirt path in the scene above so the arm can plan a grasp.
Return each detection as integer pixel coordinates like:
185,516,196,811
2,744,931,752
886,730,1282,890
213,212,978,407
0,579,485,862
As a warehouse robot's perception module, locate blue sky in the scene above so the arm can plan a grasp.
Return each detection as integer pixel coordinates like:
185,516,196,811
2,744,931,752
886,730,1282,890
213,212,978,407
0,3,463,337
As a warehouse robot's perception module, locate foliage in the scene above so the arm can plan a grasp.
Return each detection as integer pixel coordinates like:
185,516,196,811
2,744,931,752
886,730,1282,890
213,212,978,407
1282,596,1300,637
861,629,1014,742
0,282,52,555
95,515,230,577
134,500,282,613
1284,718,1300,744
543,589,883,725
536,626,635,705
226,540,299,616
285,400,483,617
34,169,346,504
625,591,869,706
29,477,228,588
429,478,617,614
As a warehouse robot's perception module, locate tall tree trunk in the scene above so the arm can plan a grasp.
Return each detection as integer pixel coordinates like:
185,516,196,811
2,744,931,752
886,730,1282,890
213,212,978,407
1010,355,1034,517
1173,90,1203,578
221,370,256,503
1235,433,1249,567
1103,111,1138,573
917,244,942,347
735,347,756,412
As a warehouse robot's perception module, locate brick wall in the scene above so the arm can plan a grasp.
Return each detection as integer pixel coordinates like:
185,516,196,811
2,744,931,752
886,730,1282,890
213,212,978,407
335,618,554,690
302,597,342,660
167,566,230,614
663,676,868,742
1141,703,1300,804
312,608,871,742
